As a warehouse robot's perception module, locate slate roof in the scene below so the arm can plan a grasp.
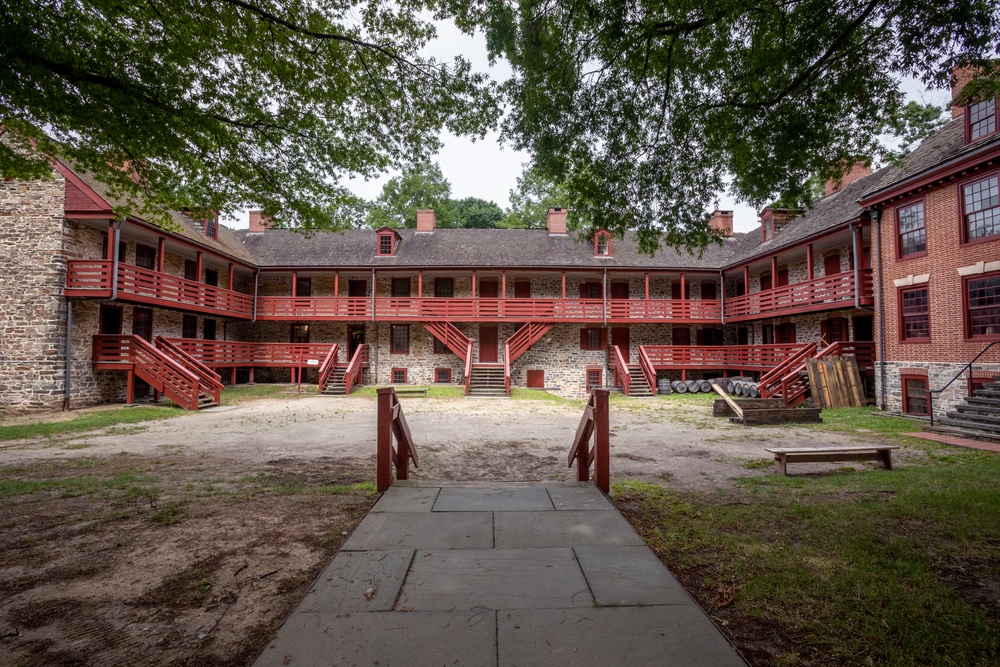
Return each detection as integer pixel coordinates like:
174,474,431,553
59,159,256,265
236,227,741,271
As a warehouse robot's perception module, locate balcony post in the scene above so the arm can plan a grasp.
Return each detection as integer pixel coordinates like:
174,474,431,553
743,266,750,290
418,271,423,296
228,263,234,291
196,252,203,282
771,256,778,284
719,269,726,325
603,268,608,325
470,271,475,296
157,237,165,272
806,244,814,279
852,223,862,309
561,272,566,299
105,220,116,260
680,273,685,306
334,271,339,296
291,271,297,297
644,273,649,300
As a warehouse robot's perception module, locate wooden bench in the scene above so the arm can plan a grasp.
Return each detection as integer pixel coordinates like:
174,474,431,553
392,387,428,397
764,446,898,475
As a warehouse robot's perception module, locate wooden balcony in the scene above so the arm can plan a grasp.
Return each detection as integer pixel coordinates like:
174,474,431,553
641,344,811,372
66,260,254,319
724,270,873,322
163,339,336,368
256,296,723,323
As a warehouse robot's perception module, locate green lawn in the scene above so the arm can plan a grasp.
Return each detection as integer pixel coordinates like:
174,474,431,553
614,409,1000,666
0,406,182,442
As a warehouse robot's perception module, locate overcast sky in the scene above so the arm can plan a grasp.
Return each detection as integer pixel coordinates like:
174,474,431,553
226,21,952,234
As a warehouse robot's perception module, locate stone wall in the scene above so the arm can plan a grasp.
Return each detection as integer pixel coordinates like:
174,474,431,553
876,361,1000,418
0,175,68,413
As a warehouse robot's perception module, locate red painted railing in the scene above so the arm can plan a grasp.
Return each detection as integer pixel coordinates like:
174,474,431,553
164,339,335,368
640,344,809,371
638,347,658,396
317,344,340,394
568,389,610,494
93,335,202,410
611,345,631,395
343,344,369,395
724,270,872,321
762,341,877,407
66,260,254,319
257,296,722,323
422,322,473,360
504,347,512,397
503,322,554,396
155,336,224,404
464,343,473,396
376,388,419,493
758,343,818,399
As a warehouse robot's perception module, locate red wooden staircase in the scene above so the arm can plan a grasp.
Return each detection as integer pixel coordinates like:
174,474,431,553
93,335,222,410
503,323,554,395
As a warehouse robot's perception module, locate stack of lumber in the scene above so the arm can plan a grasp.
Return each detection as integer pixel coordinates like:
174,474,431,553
804,356,865,408
711,383,822,425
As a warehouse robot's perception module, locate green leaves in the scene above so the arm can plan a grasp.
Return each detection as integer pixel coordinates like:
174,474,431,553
1,0,499,231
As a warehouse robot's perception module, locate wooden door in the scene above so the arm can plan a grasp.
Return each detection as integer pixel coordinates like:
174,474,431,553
611,282,629,299
611,327,630,362
824,253,841,277
672,326,690,346
479,279,499,298
853,315,874,342
479,326,498,363
99,305,123,334
514,281,531,298
759,272,772,291
348,280,367,297
349,326,365,359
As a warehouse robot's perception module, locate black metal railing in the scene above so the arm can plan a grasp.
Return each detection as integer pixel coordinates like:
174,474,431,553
928,342,999,427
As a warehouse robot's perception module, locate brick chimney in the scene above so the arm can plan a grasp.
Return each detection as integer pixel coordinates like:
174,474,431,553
951,64,981,118
708,210,733,236
416,209,436,233
824,161,872,197
248,210,272,233
547,207,567,235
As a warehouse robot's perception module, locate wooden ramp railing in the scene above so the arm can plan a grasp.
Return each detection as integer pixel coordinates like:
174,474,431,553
317,344,340,394
155,336,224,404
93,335,202,410
610,346,631,395
377,388,419,493
343,344,369,395
568,389,610,494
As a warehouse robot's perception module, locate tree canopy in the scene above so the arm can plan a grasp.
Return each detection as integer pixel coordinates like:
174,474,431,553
457,0,1000,252
1,0,497,230
498,164,572,229
455,196,505,228
365,162,458,228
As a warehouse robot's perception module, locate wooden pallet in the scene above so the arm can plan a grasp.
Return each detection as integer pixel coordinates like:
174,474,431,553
804,356,865,408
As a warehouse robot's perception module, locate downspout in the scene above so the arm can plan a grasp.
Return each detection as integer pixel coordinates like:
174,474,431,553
602,268,608,326
371,268,376,323
110,218,125,300
719,269,726,325
874,210,886,410
63,300,73,411
851,221,861,309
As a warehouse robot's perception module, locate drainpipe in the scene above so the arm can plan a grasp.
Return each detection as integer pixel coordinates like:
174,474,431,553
719,269,726,325
63,300,73,411
602,268,608,326
851,221,861,309
110,218,125,300
252,270,259,321
371,268,376,323
873,210,886,410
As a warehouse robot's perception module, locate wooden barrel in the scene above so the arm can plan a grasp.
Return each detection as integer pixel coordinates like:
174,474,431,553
733,382,744,396
684,380,700,392
657,379,672,394
698,380,712,393
748,383,760,398
726,381,736,393
671,380,688,393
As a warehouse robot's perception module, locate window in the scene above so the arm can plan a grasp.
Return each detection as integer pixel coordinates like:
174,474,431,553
762,218,773,243
701,283,717,300
967,98,998,142
101,235,126,262
594,231,612,256
434,277,454,298
184,259,198,281
391,277,411,297
759,272,772,291
581,282,602,299
777,322,796,344
962,173,999,243
514,281,531,298
737,327,749,345
580,328,606,350
434,368,451,383
586,369,602,390
776,267,789,287
897,200,926,257
824,253,842,277
821,317,848,343
203,319,216,340
902,375,929,416
295,277,312,297
390,324,410,353
205,215,218,240
697,328,725,345
761,324,774,345
204,269,218,287
670,282,690,299
377,232,395,256
182,315,198,339
290,324,309,343
433,337,449,354
391,368,408,384
967,273,1000,338
135,244,157,270
734,279,746,297
900,287,930,341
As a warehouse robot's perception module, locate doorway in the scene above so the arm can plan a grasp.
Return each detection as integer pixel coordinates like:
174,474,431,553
99,305,123,335
349,325,366,360
132,309,153,398
853,315,874,342
479,326,498,363
611,327,630,362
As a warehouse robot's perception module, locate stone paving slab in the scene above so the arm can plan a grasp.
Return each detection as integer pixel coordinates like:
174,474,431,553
433,486,554,512
256,609,496,667
341,511,493,551
397,548,593,611
497,606,745,666
370,485,439,512
297,549,413,613
494,510,645,548
575,545,691,606
546,485,617,511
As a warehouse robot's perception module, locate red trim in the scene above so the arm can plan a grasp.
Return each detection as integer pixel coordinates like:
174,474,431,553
53,161,114,214
897,284,931,343
580,328,606,350
390,324,410,353
894,197,927,260
434,367,452,383
377,232,396,256
958,169,1000,246
594,230,612,257
901,373,930,416
964,97,999,145
391,368,408,384
586,368,603,390
963,270,1000,341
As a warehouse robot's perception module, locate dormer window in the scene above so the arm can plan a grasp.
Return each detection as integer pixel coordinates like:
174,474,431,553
761,216,773,243
375,227,400,256
594,230,612,256
967,98,998,143
205,215,218,240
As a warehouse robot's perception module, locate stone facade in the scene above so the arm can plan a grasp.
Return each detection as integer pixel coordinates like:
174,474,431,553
0,175,68,412
876,361,1000,419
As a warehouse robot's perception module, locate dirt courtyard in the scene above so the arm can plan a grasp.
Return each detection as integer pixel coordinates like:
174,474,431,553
0,393,923,665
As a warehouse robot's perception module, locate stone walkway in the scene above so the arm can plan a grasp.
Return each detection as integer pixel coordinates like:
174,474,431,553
254,481,746,666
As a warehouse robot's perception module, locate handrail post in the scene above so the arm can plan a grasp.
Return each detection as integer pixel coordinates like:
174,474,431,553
593,389,610,494
377,388,393,493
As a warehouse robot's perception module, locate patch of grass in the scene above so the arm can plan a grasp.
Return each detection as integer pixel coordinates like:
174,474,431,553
60,442,94,450
804,406,922,438
351,481,378,494
510,388,581,404
150,503,187,525
657,391,716,405
0,471,157,500
350,385,466,399
613,446,1000,666
221,383,301,404
0,407,180,442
